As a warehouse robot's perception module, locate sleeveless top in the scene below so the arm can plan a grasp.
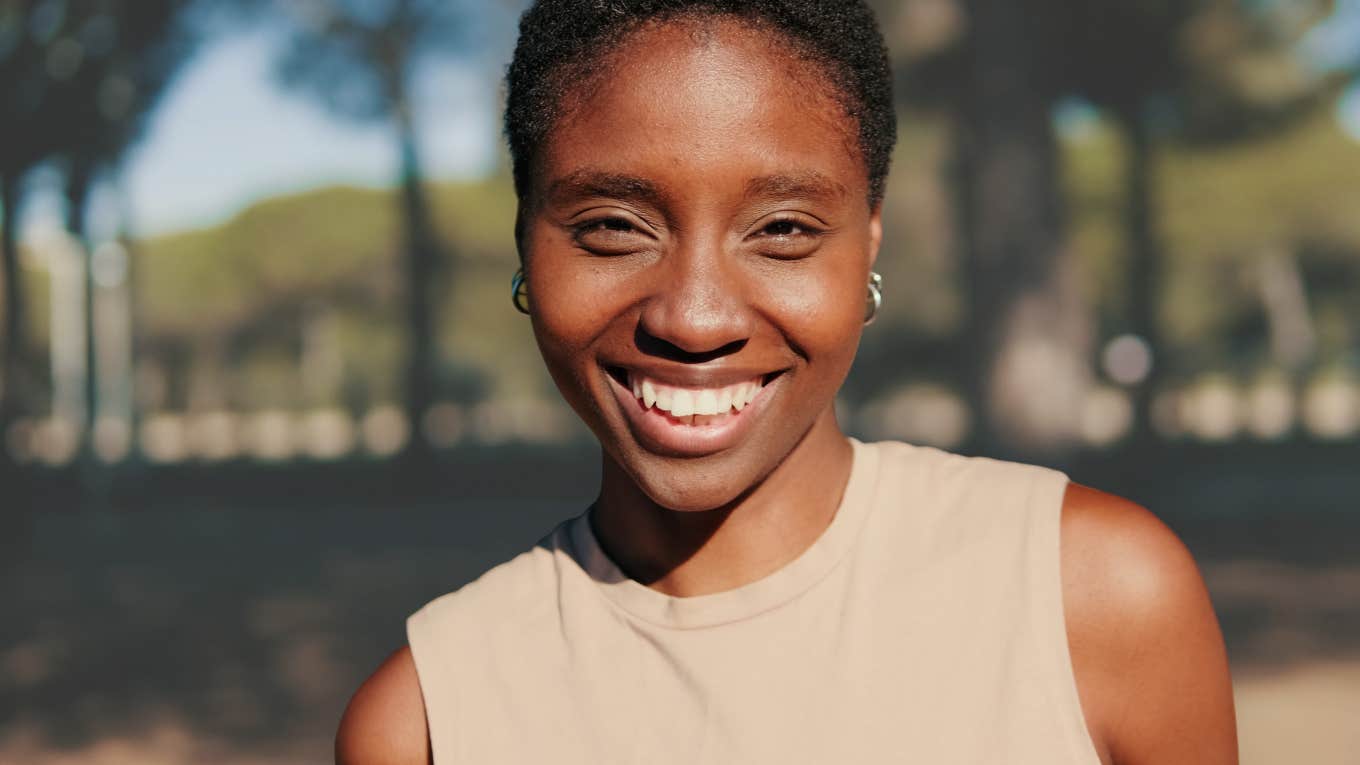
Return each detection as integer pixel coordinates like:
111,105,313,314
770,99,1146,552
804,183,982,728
407,440,1102,763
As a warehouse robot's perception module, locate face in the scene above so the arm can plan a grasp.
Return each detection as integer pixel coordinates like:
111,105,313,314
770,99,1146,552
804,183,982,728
520,17,882,512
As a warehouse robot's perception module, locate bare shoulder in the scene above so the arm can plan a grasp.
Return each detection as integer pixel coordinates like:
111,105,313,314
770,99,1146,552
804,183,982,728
335,646,431,765
1060,483,1238,765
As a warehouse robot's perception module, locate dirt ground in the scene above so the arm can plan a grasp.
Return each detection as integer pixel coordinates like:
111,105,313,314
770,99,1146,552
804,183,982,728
2,502,1357,764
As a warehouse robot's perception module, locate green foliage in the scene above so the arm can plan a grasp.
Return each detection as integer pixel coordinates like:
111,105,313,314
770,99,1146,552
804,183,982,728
1064,98,1360,373
138,186,399,336
132,174,551,410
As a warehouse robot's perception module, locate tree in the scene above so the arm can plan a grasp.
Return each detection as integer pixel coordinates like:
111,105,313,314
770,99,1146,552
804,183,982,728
1,0,228,472
0,0,56,443
948,0,1095,454
1056,0,1337,439
271,0,486,462
1039,0,1196,443
50,1,200,459
884,0,1339,452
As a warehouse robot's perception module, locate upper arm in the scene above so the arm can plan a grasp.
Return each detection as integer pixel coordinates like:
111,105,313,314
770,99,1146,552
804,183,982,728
1061,483,1238,765
335,646,432,765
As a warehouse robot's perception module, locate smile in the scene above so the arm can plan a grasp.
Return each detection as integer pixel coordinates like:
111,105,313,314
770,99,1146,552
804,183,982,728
605,366,782,456
629,374,765,423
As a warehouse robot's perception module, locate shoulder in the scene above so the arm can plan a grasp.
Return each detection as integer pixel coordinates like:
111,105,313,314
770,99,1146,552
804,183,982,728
335,646,431,765
1060,484,1238,764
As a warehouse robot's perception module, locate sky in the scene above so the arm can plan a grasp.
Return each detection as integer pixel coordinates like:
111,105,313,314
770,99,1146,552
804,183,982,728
104,26,501,237
1305,0,1360,141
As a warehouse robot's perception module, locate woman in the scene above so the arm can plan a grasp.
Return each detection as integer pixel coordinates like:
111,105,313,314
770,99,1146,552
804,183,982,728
337,1,1238,762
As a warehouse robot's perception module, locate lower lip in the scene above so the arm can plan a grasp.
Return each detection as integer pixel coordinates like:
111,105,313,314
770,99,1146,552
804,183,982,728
606,372,777,458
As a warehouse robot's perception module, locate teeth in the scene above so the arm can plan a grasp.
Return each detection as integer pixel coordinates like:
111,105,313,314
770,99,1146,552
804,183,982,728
716,388,734,413
695,390,719,416
670,389,695,417
626,373,766,419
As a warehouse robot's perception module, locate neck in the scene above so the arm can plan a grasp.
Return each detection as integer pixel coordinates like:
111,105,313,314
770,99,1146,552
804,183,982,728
592,408,854,598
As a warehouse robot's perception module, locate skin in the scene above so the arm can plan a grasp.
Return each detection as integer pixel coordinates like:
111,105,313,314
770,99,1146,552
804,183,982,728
336,17,1237,765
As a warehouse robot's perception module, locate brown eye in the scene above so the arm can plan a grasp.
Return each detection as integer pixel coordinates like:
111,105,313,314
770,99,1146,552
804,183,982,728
752,216,823,259
573,217,647,255
762,219,803,237
590,218,635,233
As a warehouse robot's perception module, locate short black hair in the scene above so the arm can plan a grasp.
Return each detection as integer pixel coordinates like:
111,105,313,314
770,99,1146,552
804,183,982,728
504,0,897,208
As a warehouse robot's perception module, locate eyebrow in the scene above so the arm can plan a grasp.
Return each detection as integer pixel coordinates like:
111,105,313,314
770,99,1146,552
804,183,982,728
744,172,848,203
545,169,850,208
547,170,665,207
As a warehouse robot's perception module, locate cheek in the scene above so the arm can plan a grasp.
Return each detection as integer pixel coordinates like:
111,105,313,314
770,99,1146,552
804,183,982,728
760,262,866,366
524,249,632,387
529,273,590,370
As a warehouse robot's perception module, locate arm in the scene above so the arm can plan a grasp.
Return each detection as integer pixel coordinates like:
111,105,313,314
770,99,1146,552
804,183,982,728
335,646,432,765
1061,484,1238,765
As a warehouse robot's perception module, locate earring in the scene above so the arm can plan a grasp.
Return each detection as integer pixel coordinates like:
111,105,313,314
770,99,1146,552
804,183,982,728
864,271,883,326
511,267,530,315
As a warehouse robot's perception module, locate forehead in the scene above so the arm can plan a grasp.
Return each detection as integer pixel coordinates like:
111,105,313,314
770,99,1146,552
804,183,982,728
534,16,866,205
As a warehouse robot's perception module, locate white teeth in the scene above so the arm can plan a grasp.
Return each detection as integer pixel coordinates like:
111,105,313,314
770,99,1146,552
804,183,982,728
627,373,766,419
695,390,719,416
735,384,748,408
670,389,695,417
716,388,734,413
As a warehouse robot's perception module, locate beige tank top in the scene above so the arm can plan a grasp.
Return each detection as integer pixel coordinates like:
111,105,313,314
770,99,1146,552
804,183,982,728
407,439,1101,763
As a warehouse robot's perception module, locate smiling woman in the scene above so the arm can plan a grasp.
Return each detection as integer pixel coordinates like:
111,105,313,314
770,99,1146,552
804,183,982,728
334,2,1237,764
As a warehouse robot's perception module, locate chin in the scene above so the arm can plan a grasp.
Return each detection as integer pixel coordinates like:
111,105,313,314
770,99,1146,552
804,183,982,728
599,413,812,513
624,455,760,513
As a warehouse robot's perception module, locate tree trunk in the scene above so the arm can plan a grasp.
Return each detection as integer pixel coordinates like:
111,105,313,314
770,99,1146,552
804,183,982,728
0,169,32,543
66,158,98,455
1116,108,1161,443
1,171,29,434
394,90,440,465
954,0,1092,456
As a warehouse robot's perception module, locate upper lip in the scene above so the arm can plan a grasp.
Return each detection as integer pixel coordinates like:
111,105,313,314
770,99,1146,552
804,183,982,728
602,360,786,389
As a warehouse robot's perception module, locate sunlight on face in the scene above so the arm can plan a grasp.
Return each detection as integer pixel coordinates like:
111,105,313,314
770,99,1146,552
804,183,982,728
522,17,882,511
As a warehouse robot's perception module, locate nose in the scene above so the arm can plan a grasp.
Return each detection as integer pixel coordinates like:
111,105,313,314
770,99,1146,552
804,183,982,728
636,245,753,362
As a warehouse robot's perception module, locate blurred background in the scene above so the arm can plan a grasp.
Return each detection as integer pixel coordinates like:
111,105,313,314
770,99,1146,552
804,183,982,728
1,0,1357,762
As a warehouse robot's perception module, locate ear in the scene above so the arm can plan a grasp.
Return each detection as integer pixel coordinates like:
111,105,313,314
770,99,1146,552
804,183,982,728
867,202,884,268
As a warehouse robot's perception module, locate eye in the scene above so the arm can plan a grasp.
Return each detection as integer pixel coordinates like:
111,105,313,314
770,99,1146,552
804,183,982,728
750,215,824,259
761,219,806,237
572,215,650,255
584,218,635,233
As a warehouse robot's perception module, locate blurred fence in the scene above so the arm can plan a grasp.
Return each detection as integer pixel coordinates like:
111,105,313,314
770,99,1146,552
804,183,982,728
6,373,1360,469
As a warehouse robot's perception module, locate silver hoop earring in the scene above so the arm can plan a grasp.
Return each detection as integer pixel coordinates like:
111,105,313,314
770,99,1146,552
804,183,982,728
864,271,883,326
511,267,530,315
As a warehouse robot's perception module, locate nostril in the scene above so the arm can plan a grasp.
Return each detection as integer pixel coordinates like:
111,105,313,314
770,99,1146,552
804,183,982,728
634,325,747,363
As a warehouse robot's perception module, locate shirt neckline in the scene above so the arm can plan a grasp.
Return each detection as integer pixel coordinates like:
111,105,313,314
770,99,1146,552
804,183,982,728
565,438,879,630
